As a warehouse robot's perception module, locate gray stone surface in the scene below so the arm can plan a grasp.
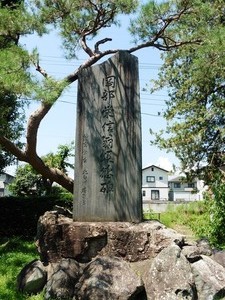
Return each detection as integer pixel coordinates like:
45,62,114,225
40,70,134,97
36,212,185,263
45,258,80,299
73,51,142,222
212,249,225,268
191,255,225,299
144,244,197,300
73,256,144,300
17,259,47,294
182,241,212,263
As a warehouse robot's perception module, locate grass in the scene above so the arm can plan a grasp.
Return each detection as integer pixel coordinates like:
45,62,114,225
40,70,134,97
143,201,210,242
0,236,44,300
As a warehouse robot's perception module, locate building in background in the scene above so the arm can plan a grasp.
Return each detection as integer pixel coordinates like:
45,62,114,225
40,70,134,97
142,165,207,213
168,175,205,201
142,165,206,202
0,172,14,197
142,165,169,201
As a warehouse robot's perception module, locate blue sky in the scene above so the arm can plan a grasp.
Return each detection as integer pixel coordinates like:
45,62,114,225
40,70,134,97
7,14,179,176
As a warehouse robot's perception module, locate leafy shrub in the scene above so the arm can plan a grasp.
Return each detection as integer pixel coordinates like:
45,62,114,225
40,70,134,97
0,196,72,237
204,177,225,249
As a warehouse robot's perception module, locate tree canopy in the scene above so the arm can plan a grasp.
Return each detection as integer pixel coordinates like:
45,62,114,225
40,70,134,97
0,0,222,192
150,0,225,184
0,0,26,172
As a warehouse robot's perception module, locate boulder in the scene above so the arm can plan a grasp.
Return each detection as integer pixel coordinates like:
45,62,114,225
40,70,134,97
182,239,212,263
191,255,225,299
73,256,145,300
144,244,197,300
45,258,81,299
17,259,47,294
212,249,225,268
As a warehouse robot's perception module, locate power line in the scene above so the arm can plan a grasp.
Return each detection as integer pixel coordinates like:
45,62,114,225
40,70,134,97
36,55,162,73
142,112,163,117
20,96,167,107
39,55,162,66
19,98,165,118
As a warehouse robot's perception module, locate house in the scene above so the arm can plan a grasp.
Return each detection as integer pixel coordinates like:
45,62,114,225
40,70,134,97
142,165,205,202
168,175,205,201
0,172,14,197
142,165,169,201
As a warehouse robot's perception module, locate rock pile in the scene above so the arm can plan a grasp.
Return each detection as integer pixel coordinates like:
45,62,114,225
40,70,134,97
17,211,225,299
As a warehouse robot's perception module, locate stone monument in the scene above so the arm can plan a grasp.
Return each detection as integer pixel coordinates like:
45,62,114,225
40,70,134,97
73,51,142,222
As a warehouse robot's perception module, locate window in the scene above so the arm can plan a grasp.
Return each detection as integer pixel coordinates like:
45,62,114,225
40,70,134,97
146,176,155,183
188,183,195,188
142,190,146,197
151,167,154,171
151,190,159,200
174,182,181,188
159,176,163,180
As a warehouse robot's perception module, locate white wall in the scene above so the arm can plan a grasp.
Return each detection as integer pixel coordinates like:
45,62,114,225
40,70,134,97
142,187,169,201
142,166,169,201
142,167,168,188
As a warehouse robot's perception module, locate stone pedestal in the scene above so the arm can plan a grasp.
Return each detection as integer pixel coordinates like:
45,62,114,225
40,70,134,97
36,211,184,264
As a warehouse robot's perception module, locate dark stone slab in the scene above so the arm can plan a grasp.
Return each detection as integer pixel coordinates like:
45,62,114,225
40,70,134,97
73,51,142,222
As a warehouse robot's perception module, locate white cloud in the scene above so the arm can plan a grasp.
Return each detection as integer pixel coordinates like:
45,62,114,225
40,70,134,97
156,156,173,172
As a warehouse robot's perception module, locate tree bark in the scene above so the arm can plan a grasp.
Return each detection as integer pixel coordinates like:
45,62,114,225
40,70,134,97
0,102,74,193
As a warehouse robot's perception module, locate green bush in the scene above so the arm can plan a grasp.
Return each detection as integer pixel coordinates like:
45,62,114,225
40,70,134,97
153,194,225,249
0,196,73,237
205,178,225,249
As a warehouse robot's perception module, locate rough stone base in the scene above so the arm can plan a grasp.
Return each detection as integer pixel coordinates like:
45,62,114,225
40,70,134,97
17,211,225,300
36,211,185,263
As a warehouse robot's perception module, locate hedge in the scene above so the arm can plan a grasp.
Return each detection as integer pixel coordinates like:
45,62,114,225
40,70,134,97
0,196,73,237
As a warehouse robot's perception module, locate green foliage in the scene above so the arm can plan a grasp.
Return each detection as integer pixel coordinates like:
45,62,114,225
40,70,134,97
9,143,74,196
0,0,30,171
34,0,138,58
50,185,73,202
149,201,211,242
0,0,51,156
9,164,42,196
149,0,225,184
43,142,74,174
145,195,225,249
130,1,173,43
0,236,44,300
34,78,68,105
143,201,209,241
143,208,159,220
205,177,225,249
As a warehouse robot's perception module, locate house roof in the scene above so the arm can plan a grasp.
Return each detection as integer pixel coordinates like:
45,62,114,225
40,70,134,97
0,172,14,178
142,165,169,173
168,176,184,182
168,175,197,183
